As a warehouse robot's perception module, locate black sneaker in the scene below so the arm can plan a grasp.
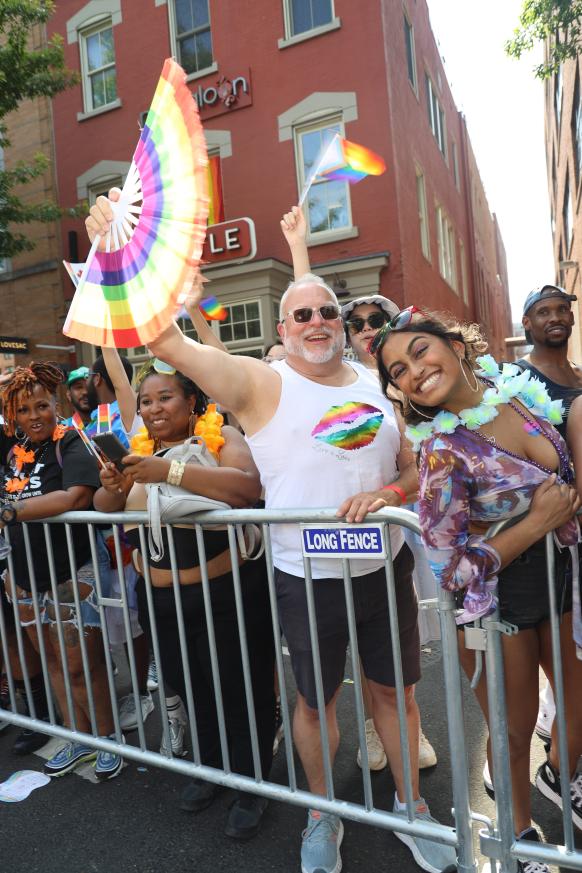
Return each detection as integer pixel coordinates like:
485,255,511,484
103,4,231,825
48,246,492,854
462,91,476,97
180,779,218,813
536,759,582,831
13,726,51,756
516,828,549,873
225,795,268,840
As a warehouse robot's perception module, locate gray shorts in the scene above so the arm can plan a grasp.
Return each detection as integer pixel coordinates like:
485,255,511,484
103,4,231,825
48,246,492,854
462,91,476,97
275,543,420,708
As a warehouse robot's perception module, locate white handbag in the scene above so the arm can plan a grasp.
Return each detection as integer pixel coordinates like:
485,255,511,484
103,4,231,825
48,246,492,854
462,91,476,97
146,437,263,563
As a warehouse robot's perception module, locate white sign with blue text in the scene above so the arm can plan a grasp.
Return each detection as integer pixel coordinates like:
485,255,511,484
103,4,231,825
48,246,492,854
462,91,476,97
301,524,386,559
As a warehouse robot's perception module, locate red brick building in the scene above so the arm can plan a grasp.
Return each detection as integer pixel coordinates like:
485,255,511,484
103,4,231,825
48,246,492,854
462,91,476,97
43,0,510,363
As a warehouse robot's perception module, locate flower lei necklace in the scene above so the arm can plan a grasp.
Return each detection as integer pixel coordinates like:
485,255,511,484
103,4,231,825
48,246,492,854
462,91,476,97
129,403,225,460
5,424,70,493
405,355,564,453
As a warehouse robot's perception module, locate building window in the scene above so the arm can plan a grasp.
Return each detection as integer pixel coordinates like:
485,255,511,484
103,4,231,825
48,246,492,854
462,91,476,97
171,0,213,76
563,172,573,253
452,141,460,189
285,0,334,38
459,239,469,305
426,74,446,157
79,19,117,113
555,65,563,130
87,175,123,206
415,169,430,260
295,119,352,238
219,300,262,344
436,205,457,290
573,70,582,184
404,14,417,91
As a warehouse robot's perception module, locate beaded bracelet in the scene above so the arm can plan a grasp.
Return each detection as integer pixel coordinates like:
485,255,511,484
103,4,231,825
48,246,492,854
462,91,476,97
382,483,406,503
166,460,186,487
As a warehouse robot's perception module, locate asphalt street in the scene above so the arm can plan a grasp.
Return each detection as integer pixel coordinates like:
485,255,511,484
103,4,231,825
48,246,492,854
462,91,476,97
1,643,580,873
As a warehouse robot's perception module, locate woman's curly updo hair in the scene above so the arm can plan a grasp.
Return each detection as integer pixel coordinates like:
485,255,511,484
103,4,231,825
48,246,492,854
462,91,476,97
136,361,208,417
0,361,64,436
375,310,488,425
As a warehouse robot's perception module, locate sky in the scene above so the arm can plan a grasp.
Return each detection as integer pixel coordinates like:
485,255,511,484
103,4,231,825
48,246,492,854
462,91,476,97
426,0,554,323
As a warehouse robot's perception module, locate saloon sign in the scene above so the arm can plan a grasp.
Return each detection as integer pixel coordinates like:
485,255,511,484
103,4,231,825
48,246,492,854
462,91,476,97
203,218,257,266
193,71,252,120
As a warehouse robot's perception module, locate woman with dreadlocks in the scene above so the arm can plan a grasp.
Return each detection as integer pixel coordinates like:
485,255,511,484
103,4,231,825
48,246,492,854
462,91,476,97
94,360,276,840
0,361,123,779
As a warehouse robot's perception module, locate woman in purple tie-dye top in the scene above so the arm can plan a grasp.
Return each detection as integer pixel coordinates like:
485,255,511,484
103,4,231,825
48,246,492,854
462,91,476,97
373,308,582,854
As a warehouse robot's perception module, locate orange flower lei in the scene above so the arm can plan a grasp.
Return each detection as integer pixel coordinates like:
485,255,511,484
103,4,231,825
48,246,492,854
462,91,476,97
129,404,225,460
194,403,225,460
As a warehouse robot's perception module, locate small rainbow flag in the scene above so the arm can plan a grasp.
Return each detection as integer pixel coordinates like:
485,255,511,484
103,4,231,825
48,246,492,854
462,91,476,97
199,296,227,321
319,137,386,184
96,403,111,435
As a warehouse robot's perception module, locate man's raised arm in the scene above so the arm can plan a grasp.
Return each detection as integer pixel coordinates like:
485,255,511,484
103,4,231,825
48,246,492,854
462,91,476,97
86,191,279,428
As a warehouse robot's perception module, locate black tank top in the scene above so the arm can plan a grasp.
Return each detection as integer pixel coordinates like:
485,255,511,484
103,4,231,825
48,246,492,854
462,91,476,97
516,359,582,439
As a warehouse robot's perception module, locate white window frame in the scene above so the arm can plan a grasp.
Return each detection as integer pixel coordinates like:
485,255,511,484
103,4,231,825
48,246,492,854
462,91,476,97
79,17,118,114
403,12,417,93
218,299,263,346
415,167,430,261
451,141,460,189
564,171,573,253
426,74,446,158
294,115,354,243
167,0,217,82
436,205,457,291
459,239,469,305
280,0,340,45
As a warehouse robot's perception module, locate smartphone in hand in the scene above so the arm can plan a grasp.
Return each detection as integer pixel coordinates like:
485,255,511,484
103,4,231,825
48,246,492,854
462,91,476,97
92,432,129,472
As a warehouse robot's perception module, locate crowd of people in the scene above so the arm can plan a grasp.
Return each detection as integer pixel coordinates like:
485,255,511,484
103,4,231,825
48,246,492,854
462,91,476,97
0,200,581,873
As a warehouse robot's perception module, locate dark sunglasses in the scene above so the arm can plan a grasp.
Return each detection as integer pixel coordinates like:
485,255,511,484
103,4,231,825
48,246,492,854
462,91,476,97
369,306,426,355
346,312,389,334
283,305,341,324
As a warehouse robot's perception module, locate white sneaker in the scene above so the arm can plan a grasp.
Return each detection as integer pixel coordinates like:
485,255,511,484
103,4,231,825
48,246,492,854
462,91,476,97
483,760,494,798
419,730,437,769
118,692,154,731
356,718,388,771
160,699,188,758
146,658,158,692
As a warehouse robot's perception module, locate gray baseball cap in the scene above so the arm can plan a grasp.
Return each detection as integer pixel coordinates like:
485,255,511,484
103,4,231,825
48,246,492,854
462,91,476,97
341,295,399,321
522,284,577,316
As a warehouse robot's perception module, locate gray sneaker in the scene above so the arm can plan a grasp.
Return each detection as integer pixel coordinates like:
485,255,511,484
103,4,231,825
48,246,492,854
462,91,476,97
301,810,344,873
393,797,457,873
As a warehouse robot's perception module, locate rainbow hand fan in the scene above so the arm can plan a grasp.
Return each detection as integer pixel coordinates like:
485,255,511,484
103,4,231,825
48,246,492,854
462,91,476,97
199,296,227,321
63,59,209,348
298,132,386,205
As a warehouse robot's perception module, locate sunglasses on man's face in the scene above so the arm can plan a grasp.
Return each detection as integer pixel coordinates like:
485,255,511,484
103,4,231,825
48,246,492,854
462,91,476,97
283,305,341,324
346,312,389,334
368,306,426,355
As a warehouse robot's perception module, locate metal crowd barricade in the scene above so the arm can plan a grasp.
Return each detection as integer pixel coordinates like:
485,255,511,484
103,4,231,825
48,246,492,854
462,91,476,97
1,508,580,871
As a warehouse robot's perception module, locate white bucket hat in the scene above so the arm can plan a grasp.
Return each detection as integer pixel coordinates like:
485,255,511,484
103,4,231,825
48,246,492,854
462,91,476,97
341,294,399,322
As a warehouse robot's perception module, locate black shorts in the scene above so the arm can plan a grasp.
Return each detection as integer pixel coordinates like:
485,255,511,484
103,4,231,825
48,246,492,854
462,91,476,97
497,538,572,630
274,542,420,709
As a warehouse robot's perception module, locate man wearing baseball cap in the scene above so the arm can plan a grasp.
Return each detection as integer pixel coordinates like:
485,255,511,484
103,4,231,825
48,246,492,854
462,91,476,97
517,284,582,749
518,284,582,438
64,365,91,428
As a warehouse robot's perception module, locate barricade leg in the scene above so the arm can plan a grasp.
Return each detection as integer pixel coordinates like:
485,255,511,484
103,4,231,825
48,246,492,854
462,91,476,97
437,586,478,873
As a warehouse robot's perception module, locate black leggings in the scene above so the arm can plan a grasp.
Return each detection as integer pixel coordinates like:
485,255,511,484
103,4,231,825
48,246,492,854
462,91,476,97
136,557,276,781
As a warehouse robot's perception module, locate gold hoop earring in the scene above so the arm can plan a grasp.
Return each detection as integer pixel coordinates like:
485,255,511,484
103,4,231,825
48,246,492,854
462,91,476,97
459,357,479,392
408,400,434,420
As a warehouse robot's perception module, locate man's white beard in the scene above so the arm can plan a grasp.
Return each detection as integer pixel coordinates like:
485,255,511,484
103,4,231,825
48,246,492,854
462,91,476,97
284,331,345,364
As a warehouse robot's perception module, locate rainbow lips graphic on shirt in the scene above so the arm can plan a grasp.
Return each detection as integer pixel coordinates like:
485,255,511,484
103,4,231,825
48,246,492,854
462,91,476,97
311,402,384,451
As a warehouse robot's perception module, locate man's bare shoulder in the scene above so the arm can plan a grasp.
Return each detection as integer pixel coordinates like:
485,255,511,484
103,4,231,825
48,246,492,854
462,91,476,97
235,357,282,436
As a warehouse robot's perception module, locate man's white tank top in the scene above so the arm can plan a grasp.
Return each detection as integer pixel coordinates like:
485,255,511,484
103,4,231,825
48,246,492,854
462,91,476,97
246,359,404,578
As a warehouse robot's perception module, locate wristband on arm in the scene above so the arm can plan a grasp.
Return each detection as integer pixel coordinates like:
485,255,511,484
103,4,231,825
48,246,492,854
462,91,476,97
381,484,406,503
